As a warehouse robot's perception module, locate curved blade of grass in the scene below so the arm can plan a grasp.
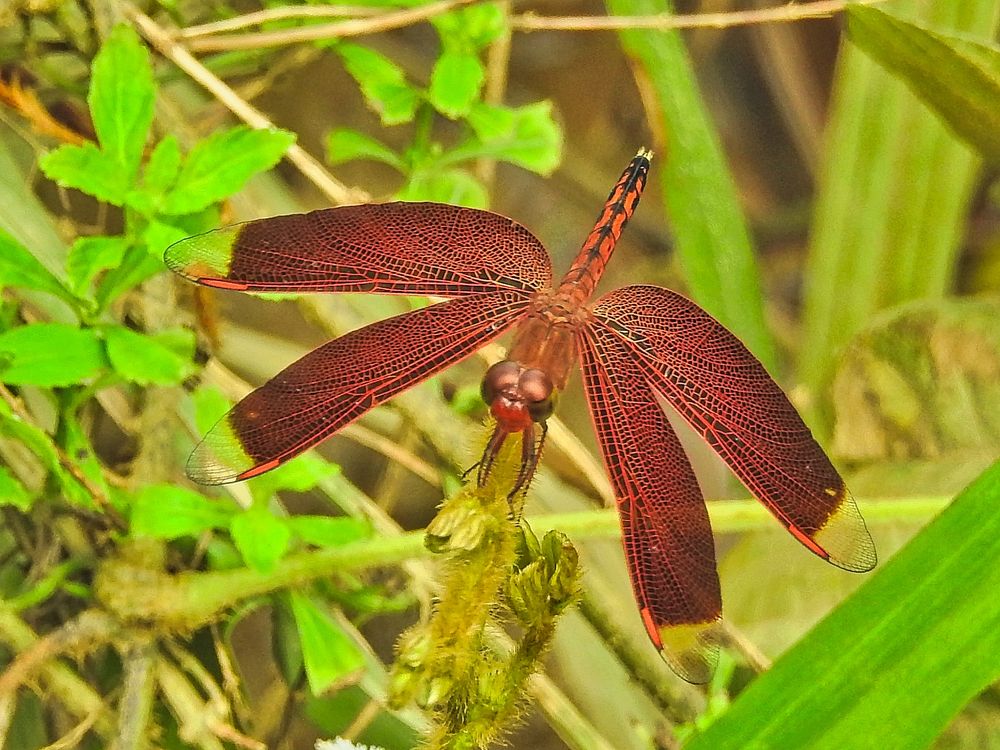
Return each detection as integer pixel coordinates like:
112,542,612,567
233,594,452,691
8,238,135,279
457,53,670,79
686,458,1000,750
846,5,1000,164
798,0,999,425
605,0,776,371
0,133,75,323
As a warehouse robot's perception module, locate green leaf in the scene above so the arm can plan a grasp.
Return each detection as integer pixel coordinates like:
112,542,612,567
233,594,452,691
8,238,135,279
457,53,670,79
686,460,1000,750
60,411,110,503
0,229,73,303
286,516,370,548
798,0,996,421
248,454,340,503
40,142,131,205
95,247,162,309
606,0,776,370
230,506,291,573
66,236,129,296
432,3,505,51
288,590,365,695
830,297,1000,468
161,127,295,215
143,220,189,259
0,400,90,507
459,101,562,175
846,5,1000,164
0,467,33,511
89,23,155,178
325,128,403,169
143,135,183,194
398,169,488,207
192,386,231,436
0,323,106,386
104,325,196,385
428,51,484,118
272,596,304,685
131,484,233,539
337,43,419,125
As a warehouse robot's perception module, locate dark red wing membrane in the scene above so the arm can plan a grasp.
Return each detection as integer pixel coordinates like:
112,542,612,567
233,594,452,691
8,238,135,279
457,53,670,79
592,285,876,573
164,202,552,297
578,321,722,683
188,291,531,484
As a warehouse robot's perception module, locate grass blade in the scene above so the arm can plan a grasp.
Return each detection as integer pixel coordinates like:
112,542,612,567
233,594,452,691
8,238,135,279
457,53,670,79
687,458,1000,750
605,0,777,371
798,0,999,424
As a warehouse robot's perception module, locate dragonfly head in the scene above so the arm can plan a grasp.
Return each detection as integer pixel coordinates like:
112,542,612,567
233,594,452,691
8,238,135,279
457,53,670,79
481,360,555,430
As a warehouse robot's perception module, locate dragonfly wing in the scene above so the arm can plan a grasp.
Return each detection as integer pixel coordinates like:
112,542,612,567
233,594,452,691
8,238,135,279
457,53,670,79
164,202,553,296
592,285,876,572
189,290,531,484
579,322,722,683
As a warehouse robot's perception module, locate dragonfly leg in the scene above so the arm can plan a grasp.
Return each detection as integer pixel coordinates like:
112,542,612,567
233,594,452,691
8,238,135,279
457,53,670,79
508,422,548,507
477,425,509,488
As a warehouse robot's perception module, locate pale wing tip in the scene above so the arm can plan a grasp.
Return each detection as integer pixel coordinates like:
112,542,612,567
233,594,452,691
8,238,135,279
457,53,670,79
184,419,256,486
163,226,239,282
185,447,242,485
816,489,878,573
656,619,723,684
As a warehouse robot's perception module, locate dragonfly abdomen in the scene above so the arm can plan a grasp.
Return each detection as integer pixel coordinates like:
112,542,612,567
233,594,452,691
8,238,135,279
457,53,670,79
555,149,652,305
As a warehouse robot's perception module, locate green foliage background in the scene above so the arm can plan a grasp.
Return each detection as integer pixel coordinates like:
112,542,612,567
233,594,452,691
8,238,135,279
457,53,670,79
0,1,998,749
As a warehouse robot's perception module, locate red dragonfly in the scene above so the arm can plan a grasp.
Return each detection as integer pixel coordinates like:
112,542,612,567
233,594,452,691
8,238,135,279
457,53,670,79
165,149,876,682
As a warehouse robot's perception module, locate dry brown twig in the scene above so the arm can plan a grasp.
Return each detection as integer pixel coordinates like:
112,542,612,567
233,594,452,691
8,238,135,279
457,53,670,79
122,3,366,207
183,0,478,52
513,0,889,31
168,0,887,53
180,4,386,39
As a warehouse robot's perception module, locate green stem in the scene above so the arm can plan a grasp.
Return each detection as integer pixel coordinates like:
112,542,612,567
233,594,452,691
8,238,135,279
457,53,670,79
97,497,947,629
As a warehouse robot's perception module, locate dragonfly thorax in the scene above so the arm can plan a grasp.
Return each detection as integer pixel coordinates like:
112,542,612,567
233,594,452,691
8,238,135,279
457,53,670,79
481,360,555,430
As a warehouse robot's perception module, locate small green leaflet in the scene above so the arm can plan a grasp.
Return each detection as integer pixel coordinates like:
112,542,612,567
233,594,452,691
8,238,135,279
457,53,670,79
230,506,291,573
432,2,504,51
161,127,295,215
0,323,106,387
288,590,365,695
0,229,73,303
326,129,402,169
459,102,563,175
142,135,183,197
104,325,196,386
89,23,155,180
398,169,488,208
429,51,484,119
40,24,155,204
337,43,419,125
40,142,131,206
0,467,33,511
66,236,130,296
131,485,234,539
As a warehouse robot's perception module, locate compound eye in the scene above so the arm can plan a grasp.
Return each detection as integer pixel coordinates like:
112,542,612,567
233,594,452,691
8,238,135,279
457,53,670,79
519,368,555,422
481,360,521,404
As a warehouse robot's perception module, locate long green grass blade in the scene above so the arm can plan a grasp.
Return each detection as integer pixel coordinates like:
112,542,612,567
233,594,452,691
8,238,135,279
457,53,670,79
846,5,1000,164
686,458,1000,750
605,0,776,371
798,0,999,422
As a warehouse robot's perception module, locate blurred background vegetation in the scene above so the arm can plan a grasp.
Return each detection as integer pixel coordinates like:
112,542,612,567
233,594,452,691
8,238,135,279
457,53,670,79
0,0,998,748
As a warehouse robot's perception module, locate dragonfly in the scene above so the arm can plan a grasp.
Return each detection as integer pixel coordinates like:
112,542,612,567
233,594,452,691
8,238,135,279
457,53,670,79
165,149,876,683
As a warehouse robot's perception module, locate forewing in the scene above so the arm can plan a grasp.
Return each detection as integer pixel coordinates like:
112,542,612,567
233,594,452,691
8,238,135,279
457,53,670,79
592,285,876,572
579,322,722,683
164,202,552,296
188,291,530,483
